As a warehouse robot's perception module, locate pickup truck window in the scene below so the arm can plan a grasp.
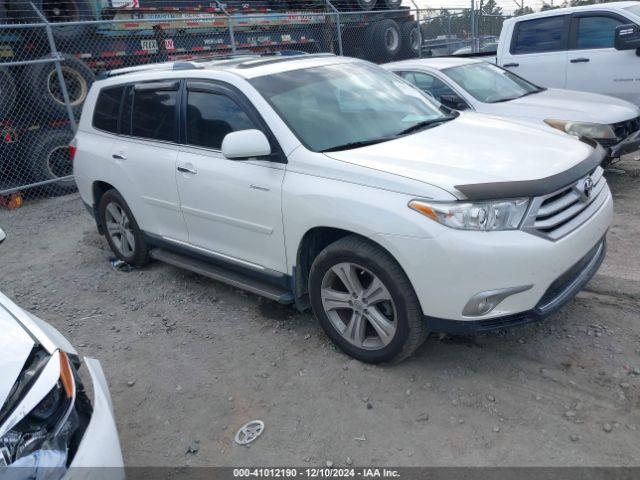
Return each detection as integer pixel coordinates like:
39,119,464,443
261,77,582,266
576,16,624,49
512,15,567,54
186,92,255,150
444,62,542,104
250,62,451,152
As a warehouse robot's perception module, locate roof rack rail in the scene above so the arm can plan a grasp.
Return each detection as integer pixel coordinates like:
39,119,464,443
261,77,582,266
97,61,177,80
172,61,205,71
235,52,335,69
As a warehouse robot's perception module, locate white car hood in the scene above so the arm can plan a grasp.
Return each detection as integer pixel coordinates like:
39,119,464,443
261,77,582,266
324,112,596,199
497,88,640,124
0,292,76,410
0,303,35,409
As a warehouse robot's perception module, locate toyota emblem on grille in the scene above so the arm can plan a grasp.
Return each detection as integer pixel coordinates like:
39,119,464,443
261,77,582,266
577,176,595,202
583,177,594,198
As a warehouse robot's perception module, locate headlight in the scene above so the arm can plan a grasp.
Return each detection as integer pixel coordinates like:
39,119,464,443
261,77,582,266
545,119,617,140
409,198,529,231
0,351,87,475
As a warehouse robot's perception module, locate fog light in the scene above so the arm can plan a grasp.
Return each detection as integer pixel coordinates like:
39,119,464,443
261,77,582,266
462,285,533,317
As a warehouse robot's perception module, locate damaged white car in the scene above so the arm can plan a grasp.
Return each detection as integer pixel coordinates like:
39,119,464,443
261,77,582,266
0,229,124,478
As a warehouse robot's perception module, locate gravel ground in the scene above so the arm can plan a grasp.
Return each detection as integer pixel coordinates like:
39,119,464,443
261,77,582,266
1,158,639,467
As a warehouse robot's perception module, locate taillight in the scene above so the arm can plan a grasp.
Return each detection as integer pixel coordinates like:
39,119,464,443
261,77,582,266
69,138,77,162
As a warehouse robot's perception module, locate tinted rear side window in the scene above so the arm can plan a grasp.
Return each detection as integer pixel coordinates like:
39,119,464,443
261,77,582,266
513,16,567,54
576,16,623,49
93,86,124,133
186,91,255,150
130,88,178,142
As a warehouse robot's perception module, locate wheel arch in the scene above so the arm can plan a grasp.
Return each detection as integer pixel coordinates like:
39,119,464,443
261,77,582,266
92,180,116,234
293,226,408,310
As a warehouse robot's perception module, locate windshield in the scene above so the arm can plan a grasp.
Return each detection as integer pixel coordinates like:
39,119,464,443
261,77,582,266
250,62,453,152
625,5,640,17
444,62,542,103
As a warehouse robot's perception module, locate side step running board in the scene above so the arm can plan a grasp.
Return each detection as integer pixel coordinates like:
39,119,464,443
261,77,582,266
149,248,294,304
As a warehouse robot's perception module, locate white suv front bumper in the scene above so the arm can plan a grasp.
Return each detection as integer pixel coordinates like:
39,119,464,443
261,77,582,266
384,184,613,330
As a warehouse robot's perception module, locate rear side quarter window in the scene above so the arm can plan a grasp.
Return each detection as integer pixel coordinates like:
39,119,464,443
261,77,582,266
92,86,125,133
130,82,179,143
511,15,568,54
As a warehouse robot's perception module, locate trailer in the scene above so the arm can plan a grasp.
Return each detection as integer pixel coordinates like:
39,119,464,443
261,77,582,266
0,0,420,195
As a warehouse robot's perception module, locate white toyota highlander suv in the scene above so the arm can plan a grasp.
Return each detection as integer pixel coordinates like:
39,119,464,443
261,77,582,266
73,54,613,364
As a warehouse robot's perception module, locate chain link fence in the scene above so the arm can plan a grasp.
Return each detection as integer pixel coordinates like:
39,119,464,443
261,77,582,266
0,0,509,205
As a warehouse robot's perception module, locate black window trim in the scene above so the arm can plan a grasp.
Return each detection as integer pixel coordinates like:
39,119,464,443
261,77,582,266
93,80,182,146
180,79,286,164
568,11,630,50
509,14,571,55
91,78,286,163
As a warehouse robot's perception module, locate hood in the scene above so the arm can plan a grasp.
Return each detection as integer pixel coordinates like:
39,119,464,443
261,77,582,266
0,302,36,410
0,292,76,410
324,112,596,199
503,88,640,124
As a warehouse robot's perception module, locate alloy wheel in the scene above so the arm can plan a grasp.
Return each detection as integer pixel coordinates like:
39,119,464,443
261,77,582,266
320,262,397,350
105,202,135,258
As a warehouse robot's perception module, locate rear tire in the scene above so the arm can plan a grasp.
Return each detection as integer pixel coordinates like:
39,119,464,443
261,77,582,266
98,189,150,267
309,235,427,364
364,19,402,62
400,21,420,58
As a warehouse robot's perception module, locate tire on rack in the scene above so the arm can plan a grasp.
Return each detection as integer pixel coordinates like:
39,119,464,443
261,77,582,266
8,0,96,43
308,235,428,364
22,53,94,118
0,68,17,120
352,0,377,11
364,19,402,63
27,128,77,195
399,20,420,58
380,0,401,9
98,189,150,267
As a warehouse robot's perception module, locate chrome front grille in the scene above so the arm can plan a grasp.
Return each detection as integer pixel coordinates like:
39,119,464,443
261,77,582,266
522,166,609,241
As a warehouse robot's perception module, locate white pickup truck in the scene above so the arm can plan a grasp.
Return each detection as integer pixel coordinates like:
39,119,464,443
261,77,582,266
474,1,640,105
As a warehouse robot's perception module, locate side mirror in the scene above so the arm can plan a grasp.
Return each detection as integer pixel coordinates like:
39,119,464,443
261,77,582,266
0,228,5,245
221,129,271,160
614,24,640,51
440,94,467,110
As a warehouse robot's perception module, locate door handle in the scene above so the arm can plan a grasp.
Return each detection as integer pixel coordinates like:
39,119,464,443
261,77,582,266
112,153,126,160
503,62,519,67
177,166,197,175
570,57,590,63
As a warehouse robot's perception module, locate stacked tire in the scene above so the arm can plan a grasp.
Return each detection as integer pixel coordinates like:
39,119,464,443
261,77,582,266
22,53,95,118
6,0,96,43
28,129,77,195
0,54,94,195
361,19,420,63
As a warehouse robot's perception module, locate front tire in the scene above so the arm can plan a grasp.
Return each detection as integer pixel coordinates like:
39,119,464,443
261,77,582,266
98,189,149,267
309,235,427,364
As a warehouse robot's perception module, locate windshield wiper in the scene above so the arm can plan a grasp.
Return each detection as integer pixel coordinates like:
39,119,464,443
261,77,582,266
396,116,456,136
491,87,547,103
320,137,393,153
